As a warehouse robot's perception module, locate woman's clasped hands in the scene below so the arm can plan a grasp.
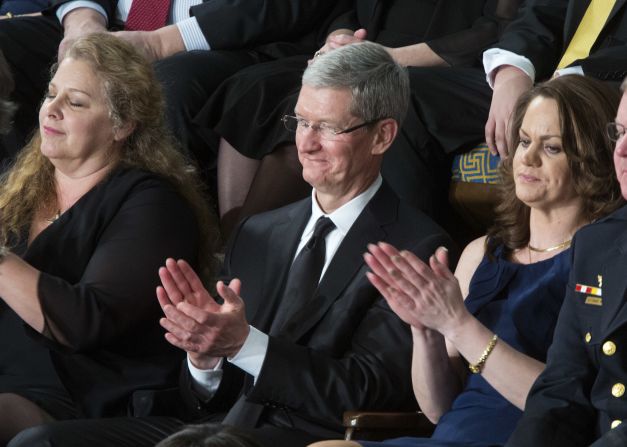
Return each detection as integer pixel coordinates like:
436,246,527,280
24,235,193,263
364,242,469,336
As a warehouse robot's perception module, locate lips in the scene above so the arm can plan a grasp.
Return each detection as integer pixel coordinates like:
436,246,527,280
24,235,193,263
517,173,540,182
42,125,64,136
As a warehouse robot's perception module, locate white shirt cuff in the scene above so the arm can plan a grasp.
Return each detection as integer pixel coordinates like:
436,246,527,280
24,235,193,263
554,66,584,77
227,325,269,381
177,17,210,51
56,1,107,26
483,48,535,88
187,355,224,399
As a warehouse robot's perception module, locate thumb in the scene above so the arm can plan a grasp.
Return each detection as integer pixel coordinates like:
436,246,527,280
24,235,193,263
354,28,367,40
435,246,449,268
217,279,243,307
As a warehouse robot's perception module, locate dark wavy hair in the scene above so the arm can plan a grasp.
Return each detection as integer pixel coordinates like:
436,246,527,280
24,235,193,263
487,75,624,257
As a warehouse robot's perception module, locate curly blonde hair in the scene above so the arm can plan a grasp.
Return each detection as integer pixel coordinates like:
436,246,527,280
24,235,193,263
0,34,218,277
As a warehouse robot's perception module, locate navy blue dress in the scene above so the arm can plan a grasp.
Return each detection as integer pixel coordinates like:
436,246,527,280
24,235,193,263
362,246,572,447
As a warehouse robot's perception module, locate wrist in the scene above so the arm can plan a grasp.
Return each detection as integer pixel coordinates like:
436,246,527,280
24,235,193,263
189,353,221,370
440,309,474,343
63,8,106,31
468,334,498,374
493,65,532,87
411,325,436,338
388,46,405,66
228,324,251,358
154,25,185,59
411,326,446,347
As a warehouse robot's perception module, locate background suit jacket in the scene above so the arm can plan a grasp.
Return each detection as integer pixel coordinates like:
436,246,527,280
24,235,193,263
327,0,522,67
506,204,627,447
495,0,627,81
47,0,351,57
180,181,456,438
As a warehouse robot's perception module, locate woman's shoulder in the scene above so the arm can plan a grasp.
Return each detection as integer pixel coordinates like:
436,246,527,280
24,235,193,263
80,166,191,221
456,236,488,298
107,166,175,191
458,236,488,272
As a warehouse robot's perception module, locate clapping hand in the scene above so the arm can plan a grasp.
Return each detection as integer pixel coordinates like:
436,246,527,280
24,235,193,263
157,259,250,369
364,242,469,337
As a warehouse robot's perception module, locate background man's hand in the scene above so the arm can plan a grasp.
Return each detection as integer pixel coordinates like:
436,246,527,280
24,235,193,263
485,65,533,158
59,8,107,59
112,25,185,62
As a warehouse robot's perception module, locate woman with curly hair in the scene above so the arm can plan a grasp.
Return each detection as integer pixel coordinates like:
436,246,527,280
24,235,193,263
0,33,217,445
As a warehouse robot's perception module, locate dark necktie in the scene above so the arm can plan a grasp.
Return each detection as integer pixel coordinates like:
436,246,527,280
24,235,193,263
125,0,171,31
271,216,336,334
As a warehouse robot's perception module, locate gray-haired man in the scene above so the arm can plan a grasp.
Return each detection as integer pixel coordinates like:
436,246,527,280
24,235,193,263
10,42,455,447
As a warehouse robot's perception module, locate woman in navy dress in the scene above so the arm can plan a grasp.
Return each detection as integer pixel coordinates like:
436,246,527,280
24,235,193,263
309,75,625,447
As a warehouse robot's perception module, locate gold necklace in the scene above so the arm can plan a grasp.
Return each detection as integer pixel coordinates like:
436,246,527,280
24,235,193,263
528,238,572,253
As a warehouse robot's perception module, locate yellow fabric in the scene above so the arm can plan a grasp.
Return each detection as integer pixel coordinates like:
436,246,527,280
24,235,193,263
557,0,616,69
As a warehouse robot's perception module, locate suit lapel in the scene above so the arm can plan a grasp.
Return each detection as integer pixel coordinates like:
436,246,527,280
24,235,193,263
601,227,627,336
278,183,396,340
609,0,626,22
564,0,627,44
253,200,311,332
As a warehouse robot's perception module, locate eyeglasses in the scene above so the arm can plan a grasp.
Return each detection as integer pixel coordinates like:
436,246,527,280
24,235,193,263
282,115,381,140
607,122,626,142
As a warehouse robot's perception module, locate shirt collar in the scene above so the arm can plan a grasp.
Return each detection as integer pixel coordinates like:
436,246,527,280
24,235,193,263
304,175,383,238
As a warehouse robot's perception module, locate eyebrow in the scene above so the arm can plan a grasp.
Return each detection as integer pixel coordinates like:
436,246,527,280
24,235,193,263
48,83,92,97
519,128,561,140
294,111,347,127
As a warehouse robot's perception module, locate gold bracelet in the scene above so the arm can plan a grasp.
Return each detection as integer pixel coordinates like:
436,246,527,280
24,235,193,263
468,334,498,374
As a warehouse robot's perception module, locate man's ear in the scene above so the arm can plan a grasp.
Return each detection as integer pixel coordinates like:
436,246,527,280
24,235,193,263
113,120,136,142
370,118,398,156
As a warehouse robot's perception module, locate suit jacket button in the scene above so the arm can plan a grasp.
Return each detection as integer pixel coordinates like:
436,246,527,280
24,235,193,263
585,332,592,343
611,420,622,429
603,341,617,355
612,383,625,398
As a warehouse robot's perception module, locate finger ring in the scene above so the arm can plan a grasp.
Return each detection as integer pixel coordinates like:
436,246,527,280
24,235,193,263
314,50,324,58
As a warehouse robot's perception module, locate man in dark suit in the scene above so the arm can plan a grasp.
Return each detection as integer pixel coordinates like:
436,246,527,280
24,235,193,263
505,78,627,447
0,0,348,167
8,42,455,447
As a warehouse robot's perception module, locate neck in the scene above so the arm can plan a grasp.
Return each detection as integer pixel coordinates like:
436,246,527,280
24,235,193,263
54,162,116,212
315,174,378,214
527,203,585,249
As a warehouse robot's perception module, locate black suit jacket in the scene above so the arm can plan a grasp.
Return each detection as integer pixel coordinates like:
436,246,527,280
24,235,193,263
180,181,456,438
48,0,350,57
495,0,627,81
327,0,522,67
506,204,627,447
